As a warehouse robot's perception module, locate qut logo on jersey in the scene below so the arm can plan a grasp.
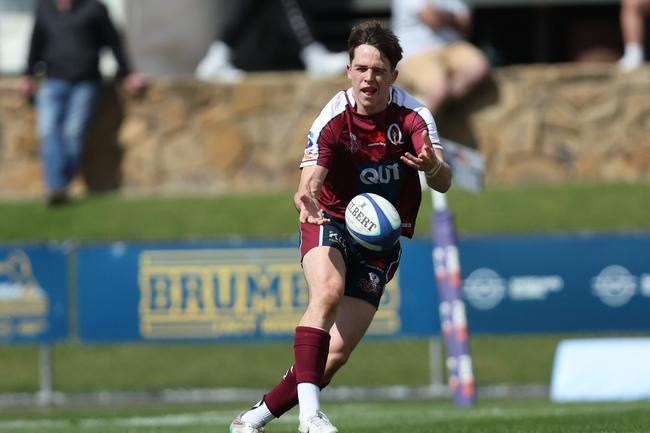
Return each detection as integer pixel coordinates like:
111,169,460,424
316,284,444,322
360,162,400,185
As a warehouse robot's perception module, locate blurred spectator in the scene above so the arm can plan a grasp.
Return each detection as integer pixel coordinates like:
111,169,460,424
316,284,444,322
195,0,348,82
619,0,650,70
18,0,149,206
392,0,490,114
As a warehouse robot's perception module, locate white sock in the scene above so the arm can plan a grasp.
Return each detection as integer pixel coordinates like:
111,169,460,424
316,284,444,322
620,43,644,69
240,400,275,427
297,382,320,422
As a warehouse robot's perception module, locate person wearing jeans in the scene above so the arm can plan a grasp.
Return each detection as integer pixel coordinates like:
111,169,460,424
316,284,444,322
36,79,101,202
19,0,149,205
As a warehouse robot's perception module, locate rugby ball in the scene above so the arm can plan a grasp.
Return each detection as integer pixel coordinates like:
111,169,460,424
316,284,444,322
345,193,401,252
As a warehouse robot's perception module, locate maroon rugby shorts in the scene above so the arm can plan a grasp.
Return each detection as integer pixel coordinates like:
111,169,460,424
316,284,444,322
299,216,401,308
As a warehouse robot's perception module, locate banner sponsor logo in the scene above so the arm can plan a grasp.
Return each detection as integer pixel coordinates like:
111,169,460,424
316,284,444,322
138,248,401,339
0,251,49,338
591,265,637,307
462,268,506,310
463,267,564,310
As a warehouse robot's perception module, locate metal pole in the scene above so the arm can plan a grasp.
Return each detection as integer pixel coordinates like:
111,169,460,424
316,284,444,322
37,343,54,406
428,337,444,387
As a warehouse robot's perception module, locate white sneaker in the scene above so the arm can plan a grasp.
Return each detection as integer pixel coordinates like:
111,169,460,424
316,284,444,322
298,410,339,433
618,44,644,72
618,55,643,72
195,41,245,83
229,412,265,433
301,43,348,78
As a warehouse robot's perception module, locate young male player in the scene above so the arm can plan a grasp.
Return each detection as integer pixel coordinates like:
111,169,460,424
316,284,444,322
229,20,452,433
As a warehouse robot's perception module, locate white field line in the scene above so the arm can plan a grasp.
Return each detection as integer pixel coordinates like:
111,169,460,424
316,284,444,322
0,403,643,430
0,411,296,430
333,402,644,419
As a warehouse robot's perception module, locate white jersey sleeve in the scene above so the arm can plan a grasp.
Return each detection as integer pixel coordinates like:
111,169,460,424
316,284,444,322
300,91,348,168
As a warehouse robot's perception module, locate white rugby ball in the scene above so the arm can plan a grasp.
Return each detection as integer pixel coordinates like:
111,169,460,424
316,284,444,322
345,193,401,252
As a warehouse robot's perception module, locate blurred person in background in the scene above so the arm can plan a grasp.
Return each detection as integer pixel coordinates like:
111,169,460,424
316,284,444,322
18,0,149,206
619,0,650,70
195,0,348,82
391,0,490,115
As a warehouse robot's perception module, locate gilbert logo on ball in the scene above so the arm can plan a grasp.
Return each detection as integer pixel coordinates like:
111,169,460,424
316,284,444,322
345,193,401,251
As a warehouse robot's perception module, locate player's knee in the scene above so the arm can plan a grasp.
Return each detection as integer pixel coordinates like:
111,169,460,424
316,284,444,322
310,282,344,310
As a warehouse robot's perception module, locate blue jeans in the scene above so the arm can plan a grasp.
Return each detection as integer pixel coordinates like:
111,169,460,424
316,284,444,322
36,78,101,191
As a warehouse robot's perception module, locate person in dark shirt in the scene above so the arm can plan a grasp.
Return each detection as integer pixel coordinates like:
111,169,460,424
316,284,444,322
18,0,149,205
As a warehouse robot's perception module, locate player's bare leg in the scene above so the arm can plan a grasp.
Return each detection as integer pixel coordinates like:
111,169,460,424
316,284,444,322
300,247,346,330
295,246,345,433
323,295,378,378
230,296,377,432
290,296,377,433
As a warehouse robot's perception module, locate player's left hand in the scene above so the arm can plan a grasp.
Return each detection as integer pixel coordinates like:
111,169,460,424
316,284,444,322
400,130,441,173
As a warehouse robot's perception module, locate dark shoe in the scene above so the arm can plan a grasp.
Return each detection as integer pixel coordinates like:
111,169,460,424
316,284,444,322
46,190,69,207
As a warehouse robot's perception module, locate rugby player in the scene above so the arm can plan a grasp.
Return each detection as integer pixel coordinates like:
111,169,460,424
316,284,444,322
229,20,451,433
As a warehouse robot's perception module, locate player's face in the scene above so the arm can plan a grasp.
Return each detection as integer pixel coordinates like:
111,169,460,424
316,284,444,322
347,44,398,116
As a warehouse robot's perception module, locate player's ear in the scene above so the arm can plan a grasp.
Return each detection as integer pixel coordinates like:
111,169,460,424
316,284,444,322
390,68,398,84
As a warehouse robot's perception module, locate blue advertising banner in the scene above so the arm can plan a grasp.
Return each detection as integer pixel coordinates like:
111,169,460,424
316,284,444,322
0,245,69,343
456,233,650,333
76,234,650,342
77,241,438,342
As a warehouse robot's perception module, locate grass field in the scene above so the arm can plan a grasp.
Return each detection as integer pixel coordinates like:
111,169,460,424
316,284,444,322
0,334,569,393
1,399,649,433
1,182,649,430
0,182,649,241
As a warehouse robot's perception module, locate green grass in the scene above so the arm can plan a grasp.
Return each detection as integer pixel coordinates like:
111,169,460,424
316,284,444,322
0,182,648,241
0,333,608,393
1,399,649,433
0,192,299,242
1,182,649,413
448,182,650,234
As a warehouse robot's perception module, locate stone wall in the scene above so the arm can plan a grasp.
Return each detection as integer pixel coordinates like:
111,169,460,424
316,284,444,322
465,65,650,184
1,64,648,199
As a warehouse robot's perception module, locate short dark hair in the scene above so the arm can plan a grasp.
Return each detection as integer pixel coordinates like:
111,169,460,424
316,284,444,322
348,20,403,70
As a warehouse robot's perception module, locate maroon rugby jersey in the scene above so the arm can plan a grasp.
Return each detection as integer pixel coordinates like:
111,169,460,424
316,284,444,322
300,86,441,238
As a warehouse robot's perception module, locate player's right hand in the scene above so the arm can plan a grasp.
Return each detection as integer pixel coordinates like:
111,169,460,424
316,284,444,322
297,194,330,225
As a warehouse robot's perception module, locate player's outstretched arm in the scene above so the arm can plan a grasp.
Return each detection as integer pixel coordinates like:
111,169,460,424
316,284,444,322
401,130,452,192
294,165,331,225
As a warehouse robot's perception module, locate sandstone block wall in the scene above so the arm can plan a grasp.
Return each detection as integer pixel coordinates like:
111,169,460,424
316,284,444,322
0,64,648,199
467,65,650,184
